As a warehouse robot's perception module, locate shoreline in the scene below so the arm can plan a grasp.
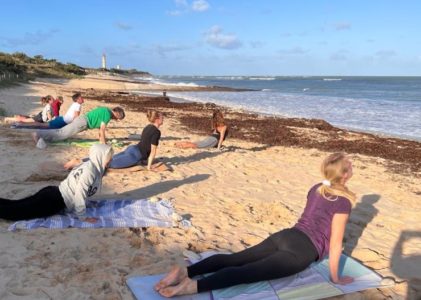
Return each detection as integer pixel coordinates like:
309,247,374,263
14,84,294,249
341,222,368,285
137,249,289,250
140,89,421,143
82,88,421,175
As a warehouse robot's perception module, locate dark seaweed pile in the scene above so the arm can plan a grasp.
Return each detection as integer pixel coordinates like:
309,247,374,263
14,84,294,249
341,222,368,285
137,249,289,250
84,90,421,175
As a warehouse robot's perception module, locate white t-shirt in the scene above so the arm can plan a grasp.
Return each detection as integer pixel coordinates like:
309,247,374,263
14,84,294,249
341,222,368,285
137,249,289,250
63,102,82,124
41,104,52,122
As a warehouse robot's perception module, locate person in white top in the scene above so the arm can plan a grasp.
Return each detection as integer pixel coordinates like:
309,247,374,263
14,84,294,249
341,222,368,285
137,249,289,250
41,99,53,122
4,96,54,124
63,95,83,124
9,93,85,129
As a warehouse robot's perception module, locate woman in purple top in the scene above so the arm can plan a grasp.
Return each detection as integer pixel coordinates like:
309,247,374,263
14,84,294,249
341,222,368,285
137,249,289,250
154,152,356,297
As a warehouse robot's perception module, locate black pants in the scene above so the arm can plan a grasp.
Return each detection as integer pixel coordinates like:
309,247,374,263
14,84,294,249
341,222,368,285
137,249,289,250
0,186,66,221
187,228,319,292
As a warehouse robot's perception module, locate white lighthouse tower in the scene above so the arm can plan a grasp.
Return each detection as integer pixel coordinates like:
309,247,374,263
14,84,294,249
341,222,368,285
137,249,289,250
101,54,107,70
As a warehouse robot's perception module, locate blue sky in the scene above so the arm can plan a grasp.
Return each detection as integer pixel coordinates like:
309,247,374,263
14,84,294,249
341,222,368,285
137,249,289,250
1,0,420,76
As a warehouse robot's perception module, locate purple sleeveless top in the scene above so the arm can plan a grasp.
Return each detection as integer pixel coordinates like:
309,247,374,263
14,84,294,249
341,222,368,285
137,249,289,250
294,183,352,260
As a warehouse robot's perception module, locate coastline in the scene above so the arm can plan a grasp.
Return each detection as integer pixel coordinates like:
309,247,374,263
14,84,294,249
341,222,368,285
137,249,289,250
83,88,421,175
0,76,420,299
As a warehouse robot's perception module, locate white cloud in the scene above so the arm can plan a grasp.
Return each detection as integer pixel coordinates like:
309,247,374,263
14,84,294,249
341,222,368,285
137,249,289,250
249,41,264,49
167,10,183,16
204,26,242,49
0,29,58,47
175,0,188,7
115,22,133,30
375,50,396,57
334,22,351,31
330,50,349,61
152,44,193,58
278,47,307,55
192,0,210,12
168,0,210,16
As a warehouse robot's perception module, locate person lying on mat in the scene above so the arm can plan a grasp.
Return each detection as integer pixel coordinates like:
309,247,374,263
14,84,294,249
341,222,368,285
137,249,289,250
12,93,85,129
175,110,228,150
0,144,113,223
4,96,54,124
32,106,125,148
155,152,356,297
64,110,163,171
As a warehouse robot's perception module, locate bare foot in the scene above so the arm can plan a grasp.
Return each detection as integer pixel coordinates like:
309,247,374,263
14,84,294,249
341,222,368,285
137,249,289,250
159,277,198,298
154,265,188,291
64,158,82,170
31,132,39,144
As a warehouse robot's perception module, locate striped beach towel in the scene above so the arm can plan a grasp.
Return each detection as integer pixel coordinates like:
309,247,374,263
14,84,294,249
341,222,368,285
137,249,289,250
8,199,179,231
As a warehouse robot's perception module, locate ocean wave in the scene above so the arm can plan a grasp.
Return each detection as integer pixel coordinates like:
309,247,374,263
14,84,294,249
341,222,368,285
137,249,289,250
214,76,246,80
323,78,342,81
249,77,276,81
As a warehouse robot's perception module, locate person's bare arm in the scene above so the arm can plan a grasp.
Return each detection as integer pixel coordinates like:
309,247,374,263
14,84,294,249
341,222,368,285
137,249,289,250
147,144,158,170
73,110,81,120
99,122,106,144
47,111,53,121
329,213,353,285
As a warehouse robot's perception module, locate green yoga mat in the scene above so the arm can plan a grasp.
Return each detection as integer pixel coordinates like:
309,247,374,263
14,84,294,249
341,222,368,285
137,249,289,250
52,139,124,148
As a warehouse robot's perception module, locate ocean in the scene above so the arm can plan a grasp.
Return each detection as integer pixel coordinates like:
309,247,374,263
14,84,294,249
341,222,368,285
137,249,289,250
136,76,421,141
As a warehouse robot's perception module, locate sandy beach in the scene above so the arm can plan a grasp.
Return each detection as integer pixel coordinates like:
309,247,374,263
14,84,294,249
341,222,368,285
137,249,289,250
0,75,420,299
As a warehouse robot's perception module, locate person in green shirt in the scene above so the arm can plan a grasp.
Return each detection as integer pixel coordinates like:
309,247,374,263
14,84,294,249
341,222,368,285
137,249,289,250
32,106,125,148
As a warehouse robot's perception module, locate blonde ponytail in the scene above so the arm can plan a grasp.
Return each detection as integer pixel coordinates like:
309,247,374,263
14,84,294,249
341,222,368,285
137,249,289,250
146,110,161,123
318,152,356,202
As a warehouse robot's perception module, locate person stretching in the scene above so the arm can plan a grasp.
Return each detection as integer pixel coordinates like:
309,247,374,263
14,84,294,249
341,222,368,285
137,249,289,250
32,106,125,148
5,96,53,124
0,144,113,222
14,93,84,129
155,152,356,297
64,110,163,171
175,110,228,150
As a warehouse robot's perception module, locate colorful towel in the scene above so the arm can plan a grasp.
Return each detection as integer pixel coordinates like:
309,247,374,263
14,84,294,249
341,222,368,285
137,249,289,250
127,251,392,300
8,199,178,231
52,139,124,148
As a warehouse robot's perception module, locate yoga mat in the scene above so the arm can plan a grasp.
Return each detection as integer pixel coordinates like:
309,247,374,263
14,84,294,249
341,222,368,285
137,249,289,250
127,252,393,300
51,139,125,148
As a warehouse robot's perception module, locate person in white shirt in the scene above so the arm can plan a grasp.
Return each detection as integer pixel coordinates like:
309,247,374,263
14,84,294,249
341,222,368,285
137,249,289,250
9,93,84,129
4,96,53,124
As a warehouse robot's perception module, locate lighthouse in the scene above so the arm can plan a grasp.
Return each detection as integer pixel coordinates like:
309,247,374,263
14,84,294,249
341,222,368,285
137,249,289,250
101,54,107,70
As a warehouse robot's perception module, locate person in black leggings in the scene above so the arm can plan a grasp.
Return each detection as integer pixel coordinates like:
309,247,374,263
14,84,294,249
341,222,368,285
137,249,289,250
189,228,317,292
155,152,357,297
0,144,113,222
0,186,65,221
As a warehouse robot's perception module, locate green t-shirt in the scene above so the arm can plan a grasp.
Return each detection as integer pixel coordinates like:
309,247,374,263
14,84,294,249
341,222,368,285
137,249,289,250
85,107,112,129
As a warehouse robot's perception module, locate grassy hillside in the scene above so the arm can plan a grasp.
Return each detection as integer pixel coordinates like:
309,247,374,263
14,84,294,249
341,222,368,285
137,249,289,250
0,52,86,79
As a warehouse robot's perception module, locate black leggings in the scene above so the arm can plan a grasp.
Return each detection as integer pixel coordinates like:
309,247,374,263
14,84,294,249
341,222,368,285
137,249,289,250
187,228,318,292
0,186,66,221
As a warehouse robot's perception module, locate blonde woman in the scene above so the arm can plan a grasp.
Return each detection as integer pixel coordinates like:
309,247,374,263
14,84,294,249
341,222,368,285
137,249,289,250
155,152,356,297
175,110,228,150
